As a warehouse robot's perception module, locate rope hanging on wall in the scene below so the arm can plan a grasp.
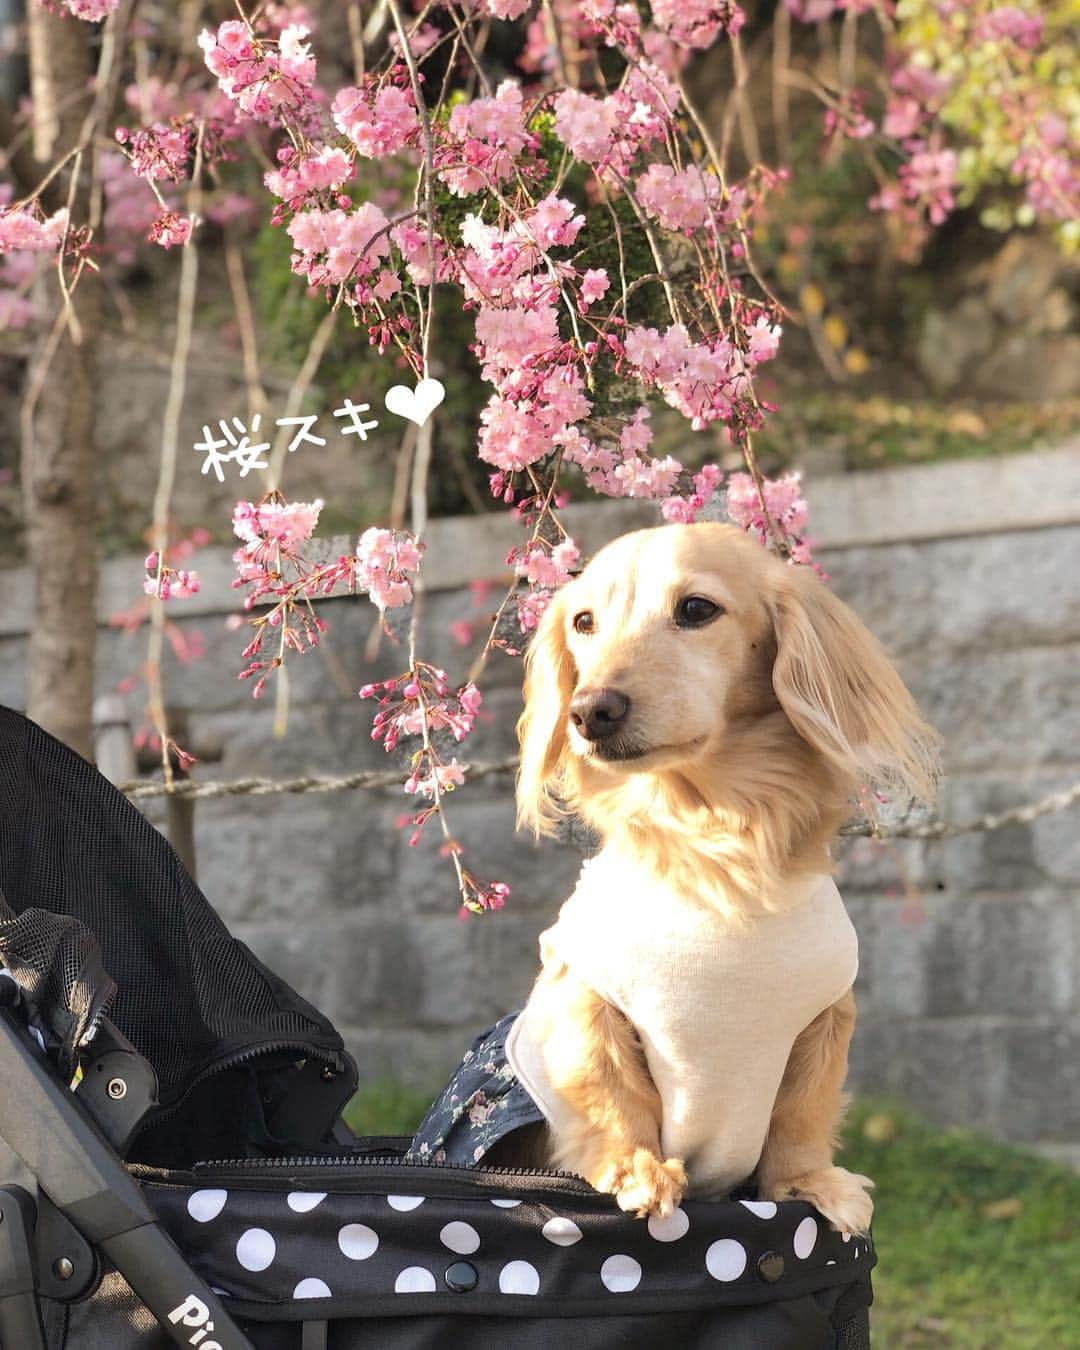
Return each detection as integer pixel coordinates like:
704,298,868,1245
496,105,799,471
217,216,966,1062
114,763,1080,841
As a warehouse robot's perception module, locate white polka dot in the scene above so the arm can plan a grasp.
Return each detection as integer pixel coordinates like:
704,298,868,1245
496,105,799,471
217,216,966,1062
387,1195,425,1211
541,1216,583,1246
705,1238,747,1282
826,1259,837,1266
293,1278,332,1299
842,1230,852,1243
395,1267,437,1293
499,1260,540,1295
647,1207,689,1242
739,1199,778,1220
794,1216,818,1259
236,1228,276,1272
338,1223,379,1260
188,1189,228,1223
287,1192,326,1213
600,1254,642,1293
490,1198,521,1208
440,1221,480,1255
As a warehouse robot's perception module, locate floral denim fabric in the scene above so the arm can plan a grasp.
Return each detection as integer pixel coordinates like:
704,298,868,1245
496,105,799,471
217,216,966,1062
407,1011,544,1165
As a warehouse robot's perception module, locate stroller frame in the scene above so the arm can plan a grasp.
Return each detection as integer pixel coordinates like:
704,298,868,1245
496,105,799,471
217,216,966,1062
0,1002,253,1350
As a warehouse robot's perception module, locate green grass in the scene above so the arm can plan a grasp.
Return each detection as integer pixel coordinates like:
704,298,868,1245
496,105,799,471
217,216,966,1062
342,1078,433,1137
344,1084,1079,1348
839,1101,1080,1349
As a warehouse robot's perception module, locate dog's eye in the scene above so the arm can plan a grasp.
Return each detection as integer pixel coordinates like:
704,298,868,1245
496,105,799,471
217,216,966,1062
572,611,595,635
675,596,724,628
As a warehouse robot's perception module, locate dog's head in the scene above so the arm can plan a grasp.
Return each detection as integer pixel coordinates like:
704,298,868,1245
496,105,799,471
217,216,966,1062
517,522,939,840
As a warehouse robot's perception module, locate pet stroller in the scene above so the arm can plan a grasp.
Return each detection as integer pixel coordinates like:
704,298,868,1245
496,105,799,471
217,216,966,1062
0,704,874,1349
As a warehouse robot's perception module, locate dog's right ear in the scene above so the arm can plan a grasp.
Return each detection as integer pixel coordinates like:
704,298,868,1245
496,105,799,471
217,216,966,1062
516,588,576,837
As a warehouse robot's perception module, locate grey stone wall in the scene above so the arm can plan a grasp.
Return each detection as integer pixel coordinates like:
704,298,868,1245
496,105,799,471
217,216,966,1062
1,445,1078,1160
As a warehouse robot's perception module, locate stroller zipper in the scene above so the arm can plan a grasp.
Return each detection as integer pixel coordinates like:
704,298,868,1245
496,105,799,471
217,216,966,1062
180,1154,599,1202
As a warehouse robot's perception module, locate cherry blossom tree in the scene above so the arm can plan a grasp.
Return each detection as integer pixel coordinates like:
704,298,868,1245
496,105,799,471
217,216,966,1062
1,0,1073,910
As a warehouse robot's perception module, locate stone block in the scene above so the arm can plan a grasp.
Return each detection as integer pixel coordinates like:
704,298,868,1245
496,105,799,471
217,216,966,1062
193,792,400,922
848,1017,1000,1129
835,836,930,896
924,528,1080,654
825,544,937,659
188,699,390,781
845,895,931,1018
986,1020,1080,1143
903,646,1063,774
931,772,1075,896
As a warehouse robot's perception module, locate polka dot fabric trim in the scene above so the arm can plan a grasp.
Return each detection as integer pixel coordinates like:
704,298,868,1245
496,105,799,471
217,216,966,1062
145,1180,873,1317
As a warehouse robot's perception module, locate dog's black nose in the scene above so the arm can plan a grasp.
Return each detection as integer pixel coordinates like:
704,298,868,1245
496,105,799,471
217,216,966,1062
569,688,631,741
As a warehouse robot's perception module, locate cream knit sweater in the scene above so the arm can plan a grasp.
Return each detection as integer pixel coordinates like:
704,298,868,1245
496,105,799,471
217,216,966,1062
506,850,859,1198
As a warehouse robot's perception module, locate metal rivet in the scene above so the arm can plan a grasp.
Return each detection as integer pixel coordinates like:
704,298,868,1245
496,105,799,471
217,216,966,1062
106,1077,127,1100
53,1258,75,1281
444,1260,479,1292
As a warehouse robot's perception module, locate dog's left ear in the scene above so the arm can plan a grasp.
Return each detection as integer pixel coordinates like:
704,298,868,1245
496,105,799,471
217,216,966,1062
768,564,941,807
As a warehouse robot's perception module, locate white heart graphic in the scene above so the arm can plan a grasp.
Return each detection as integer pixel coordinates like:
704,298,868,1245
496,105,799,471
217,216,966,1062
384,377,445,427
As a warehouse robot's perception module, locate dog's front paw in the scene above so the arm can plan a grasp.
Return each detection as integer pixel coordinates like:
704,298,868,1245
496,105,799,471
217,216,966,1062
594,1149,687,1219
765,1166,874,1235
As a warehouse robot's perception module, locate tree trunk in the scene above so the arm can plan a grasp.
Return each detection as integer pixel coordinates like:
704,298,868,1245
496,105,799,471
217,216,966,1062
21,7,100,760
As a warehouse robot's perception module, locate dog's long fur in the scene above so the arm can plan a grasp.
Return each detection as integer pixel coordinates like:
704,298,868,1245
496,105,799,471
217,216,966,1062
506,523,940,1230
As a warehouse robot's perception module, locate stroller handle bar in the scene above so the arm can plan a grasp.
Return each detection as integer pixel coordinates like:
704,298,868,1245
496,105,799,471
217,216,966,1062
0,1008,255,1350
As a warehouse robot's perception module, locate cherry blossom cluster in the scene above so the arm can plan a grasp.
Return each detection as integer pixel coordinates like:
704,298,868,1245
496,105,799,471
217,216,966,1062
360,665,507,914
198,20,317,122
231,495,421,699
143,553,200,600
0,204,69,253
56,0,118,19
726,472,816,567
360,666,482,758
114,123,193,183
859,0,1074,248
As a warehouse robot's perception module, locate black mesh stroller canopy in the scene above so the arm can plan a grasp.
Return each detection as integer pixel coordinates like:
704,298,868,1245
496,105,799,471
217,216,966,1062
0,705,352,1150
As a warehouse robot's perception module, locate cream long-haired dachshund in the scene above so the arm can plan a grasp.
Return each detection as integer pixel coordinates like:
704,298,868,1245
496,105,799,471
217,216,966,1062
495,522,939,1234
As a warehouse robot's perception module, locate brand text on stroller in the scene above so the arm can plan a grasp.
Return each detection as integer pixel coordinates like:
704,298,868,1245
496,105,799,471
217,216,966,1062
167,1294,223,1349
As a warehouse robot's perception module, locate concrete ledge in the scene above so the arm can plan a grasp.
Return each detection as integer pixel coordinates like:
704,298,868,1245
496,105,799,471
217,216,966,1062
1,443,1077,634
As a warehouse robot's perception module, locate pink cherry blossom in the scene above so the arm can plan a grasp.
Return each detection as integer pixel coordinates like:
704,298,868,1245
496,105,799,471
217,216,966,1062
199,21,316,122
149,212,193,249
726,472,809,542
636,163,721,232
579,268,610,307
441,81,533,196
115,123,193,183
355,526,423,610
650,0,745,49
515,538,581,588
60,0,119,19
332,80,419,159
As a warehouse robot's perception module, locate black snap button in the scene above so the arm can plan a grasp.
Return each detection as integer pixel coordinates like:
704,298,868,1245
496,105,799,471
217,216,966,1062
444,1260,479,1292
757,1251,785,1283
